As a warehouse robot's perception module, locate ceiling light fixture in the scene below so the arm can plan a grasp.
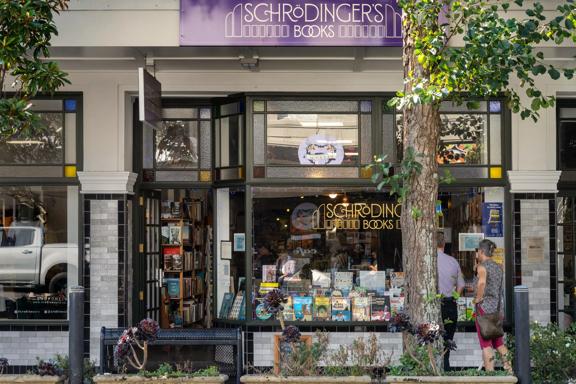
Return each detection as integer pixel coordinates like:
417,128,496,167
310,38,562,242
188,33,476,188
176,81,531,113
7,140,43,145
328,193,338,199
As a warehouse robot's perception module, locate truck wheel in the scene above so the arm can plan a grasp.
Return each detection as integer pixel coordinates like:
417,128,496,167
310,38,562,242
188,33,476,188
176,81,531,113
48,272,67,294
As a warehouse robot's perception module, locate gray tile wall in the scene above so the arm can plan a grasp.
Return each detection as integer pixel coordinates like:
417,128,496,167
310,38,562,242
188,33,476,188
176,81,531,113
520,200,551,324
252,332,484,368
89,200,119,364
0,331,68,366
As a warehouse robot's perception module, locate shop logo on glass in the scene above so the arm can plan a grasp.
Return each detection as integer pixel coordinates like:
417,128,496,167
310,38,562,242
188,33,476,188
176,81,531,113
298,134,344,165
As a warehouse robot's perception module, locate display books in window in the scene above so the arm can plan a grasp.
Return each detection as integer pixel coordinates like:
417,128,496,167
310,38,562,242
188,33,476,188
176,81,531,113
165,278,180,299
352,297,370,321
293,296,313,321
169,225,181,245
219,292,234,319
161,202,172,219
390,297,405,315
331,297,351,321
163,246,181,270
370,296,391,321
458,297,474,321
391,272,405,288
314,296,330,320
333,272,354,291
283,296,295,321
359,271,386,293
228,292,244,320
262,265,277,282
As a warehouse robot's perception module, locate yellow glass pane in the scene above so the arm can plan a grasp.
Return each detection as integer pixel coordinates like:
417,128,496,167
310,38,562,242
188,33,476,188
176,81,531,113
489,167,502,179
360,167,373,179
64,165,77,178
200,170,212,182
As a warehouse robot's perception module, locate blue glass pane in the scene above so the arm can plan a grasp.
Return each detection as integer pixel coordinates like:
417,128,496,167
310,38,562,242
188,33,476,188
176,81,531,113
64,99,77,112
360,100,372,113
489,101,501,113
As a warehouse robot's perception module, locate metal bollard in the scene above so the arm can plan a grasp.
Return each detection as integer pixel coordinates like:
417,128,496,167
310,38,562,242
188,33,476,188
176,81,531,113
69,286,85,384
514,285,531,384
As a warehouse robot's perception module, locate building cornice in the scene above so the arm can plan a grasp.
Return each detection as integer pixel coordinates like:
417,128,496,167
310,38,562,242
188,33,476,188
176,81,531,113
77,171,138,194
507,170,561,194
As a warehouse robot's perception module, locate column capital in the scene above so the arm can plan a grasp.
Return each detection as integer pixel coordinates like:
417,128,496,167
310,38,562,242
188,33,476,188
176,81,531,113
507,170,561,194
77,172,138,194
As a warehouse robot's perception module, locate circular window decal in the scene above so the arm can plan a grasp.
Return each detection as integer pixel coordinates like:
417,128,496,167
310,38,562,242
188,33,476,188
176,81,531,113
298,134,344,165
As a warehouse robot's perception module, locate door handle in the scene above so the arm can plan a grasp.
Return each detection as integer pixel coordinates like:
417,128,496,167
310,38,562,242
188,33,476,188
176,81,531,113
22,250,33,254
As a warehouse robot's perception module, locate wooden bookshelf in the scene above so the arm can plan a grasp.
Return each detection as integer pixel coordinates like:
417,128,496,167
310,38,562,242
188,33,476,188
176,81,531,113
160,198,207,328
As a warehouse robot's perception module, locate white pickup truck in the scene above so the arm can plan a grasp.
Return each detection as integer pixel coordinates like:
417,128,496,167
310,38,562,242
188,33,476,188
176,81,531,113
0,227,77,293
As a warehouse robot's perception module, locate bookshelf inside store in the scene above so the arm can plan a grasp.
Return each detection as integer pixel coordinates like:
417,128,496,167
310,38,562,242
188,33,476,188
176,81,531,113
160,192,212,328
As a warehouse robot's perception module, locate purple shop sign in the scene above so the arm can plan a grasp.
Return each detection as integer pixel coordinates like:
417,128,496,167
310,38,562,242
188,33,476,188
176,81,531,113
180,0,402,47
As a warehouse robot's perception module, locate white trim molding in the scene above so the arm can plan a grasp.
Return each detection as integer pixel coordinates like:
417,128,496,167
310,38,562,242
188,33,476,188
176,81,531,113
508,170,561,194
77,171,138,194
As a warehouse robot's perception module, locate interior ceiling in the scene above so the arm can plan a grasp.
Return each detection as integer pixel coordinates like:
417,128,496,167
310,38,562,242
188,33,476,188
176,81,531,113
47,46,575,71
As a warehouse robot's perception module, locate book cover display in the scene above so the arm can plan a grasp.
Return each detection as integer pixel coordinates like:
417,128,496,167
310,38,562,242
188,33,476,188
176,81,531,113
390,297,405,315
228,292,244,320
283,296,295,321
219,292,234,318
314,296,331,320
262,265,277,282
352,297,370,321
370,296,391,321
333,272,354,291
331,297,351,321
293,296,313,321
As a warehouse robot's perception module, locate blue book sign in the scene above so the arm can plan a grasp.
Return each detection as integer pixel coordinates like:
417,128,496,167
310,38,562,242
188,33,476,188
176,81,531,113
482,202,503,237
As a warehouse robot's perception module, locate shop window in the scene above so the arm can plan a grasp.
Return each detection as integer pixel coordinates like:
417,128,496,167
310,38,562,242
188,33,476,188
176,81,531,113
252,99,372,179
0,185,79,321
249,186,505,323
214,101,244,181
0,97,80,178
142,106,212,183
393,99,504,178
558,100,576,170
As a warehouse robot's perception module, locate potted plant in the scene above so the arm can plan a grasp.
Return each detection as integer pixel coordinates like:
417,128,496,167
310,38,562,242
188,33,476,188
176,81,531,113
240,290,378,384
384,313,517,384
93,319,228,384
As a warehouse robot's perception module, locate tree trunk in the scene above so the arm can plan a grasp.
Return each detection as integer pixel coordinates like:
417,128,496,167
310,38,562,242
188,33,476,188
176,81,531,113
401,12,442,327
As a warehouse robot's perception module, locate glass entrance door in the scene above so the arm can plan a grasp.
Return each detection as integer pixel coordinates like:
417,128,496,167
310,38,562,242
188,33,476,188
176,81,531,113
140,190,162,322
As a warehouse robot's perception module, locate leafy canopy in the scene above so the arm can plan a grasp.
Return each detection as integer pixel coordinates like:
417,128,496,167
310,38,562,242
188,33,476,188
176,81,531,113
0,0,69,137
392,0,576,121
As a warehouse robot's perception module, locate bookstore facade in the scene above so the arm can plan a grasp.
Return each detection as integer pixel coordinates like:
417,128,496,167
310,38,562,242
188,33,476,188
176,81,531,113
0,0,572,374
129,94,512,368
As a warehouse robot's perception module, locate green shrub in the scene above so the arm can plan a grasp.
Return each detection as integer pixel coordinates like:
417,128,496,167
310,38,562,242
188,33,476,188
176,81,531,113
530,322,576,383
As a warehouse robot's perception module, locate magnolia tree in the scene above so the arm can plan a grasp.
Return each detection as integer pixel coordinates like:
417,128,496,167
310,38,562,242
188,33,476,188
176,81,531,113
0,0,69,136
370,0,576,328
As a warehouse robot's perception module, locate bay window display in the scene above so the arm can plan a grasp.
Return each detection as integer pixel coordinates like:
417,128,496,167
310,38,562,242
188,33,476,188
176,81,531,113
251,186,505,323
0,185,79,320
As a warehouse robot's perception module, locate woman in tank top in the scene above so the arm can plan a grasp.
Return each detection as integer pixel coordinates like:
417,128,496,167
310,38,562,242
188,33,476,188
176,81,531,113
474,239,512,373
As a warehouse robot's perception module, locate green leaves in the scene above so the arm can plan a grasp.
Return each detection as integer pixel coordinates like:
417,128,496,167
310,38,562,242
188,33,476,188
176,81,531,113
395,0,576,123
0,0,69,135
367,147,424,219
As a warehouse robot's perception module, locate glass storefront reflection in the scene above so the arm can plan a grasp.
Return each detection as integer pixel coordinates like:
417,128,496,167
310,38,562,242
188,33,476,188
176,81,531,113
0,186,78,320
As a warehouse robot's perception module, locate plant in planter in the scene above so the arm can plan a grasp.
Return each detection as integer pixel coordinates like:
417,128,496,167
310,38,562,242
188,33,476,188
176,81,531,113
386,313,517,383
242,290,379,383
94,362,228,384
528,322,576,383
113,318,160,371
